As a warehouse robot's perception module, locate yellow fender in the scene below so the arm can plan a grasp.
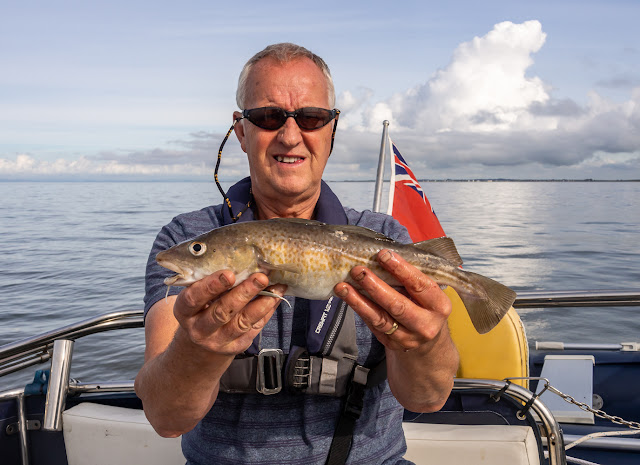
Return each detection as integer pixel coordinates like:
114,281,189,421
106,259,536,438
444,287,529,388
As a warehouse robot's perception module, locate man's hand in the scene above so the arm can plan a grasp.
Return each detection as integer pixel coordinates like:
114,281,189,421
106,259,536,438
334,249,458,412
135,270,286,436
173,270,287,356
334,249,452,352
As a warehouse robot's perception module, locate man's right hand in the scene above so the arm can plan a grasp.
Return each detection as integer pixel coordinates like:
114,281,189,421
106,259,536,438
135,270,286,437
173,270,287,356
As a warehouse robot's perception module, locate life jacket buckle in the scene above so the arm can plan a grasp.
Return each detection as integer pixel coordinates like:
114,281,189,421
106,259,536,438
256,349,284,395
292,355,311,389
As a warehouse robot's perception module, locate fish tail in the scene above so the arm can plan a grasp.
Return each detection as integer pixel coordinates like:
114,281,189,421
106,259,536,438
456,271,517,334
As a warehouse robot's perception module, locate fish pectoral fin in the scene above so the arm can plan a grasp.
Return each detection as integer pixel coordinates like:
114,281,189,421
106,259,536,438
413,237,463,267
257,258,300,274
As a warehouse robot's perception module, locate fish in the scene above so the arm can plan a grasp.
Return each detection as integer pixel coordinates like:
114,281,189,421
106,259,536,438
155,218,517,334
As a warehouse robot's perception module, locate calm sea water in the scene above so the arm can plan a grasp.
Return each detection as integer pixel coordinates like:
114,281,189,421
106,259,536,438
1,181,639,389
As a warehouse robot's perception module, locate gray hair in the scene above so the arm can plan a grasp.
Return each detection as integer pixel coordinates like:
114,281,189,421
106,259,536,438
236,43,336,109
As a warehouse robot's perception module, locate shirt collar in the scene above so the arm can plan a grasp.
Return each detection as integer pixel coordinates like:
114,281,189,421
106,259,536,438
222,176,348,226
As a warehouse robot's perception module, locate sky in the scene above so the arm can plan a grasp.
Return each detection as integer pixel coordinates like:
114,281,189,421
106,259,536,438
1,0,640,181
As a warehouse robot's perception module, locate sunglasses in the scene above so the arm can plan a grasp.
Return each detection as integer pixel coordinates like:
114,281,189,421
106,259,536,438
241,106,339,131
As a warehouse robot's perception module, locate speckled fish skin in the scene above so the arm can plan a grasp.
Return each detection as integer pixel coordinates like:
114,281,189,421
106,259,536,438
155,218,517,334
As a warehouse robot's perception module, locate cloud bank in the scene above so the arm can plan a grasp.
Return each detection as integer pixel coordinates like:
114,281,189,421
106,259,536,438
2,21,639,180
337,20,640,178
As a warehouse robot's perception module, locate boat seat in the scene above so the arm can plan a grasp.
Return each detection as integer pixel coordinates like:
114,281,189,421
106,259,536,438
445,287,529,387
403,422,540,465
63,402,183,465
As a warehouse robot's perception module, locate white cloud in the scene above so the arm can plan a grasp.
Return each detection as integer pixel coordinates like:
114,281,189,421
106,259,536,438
0,134,251,180
340,20,550,133
335,20,640,178
0,153,206,178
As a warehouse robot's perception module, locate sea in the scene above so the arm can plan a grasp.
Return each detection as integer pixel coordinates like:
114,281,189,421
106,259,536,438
1,180,639,390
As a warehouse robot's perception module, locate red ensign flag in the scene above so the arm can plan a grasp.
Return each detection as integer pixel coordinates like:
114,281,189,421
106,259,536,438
387,140,446,242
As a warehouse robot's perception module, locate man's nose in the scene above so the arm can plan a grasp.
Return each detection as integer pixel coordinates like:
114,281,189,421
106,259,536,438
277,116,303,147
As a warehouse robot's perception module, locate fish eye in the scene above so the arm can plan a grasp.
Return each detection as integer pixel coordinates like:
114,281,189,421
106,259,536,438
188,241,207,256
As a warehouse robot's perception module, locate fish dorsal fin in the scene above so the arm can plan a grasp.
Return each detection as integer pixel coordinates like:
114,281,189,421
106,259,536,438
413,237,463,267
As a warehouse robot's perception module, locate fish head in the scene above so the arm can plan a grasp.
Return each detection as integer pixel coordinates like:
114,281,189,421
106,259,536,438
156,230,259,286
156,238,222,286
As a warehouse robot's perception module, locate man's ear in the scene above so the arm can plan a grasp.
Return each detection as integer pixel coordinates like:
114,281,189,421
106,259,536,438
233,112,247,153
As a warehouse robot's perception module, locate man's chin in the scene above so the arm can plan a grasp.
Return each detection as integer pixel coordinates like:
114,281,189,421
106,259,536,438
261,176,320,200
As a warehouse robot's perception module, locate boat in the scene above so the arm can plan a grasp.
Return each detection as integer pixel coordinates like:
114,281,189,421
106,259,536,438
2,125,639,464
2,288,639,464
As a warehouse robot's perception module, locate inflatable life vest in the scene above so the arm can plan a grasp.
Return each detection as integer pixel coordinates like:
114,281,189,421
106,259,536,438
219,296,387,396
218,297,386,465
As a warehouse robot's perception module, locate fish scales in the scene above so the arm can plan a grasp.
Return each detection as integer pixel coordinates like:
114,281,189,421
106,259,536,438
155,218,517,334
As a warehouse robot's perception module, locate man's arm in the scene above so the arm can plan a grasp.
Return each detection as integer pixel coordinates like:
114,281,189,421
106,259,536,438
334,250,459,412
134,270,286,437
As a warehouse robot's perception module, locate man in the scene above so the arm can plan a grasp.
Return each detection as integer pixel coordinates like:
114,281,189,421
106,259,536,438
135,43,459,465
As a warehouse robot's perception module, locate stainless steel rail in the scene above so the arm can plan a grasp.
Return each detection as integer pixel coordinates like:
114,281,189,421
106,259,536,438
43,340,74,432
2,289,638,374
514,289,640,308
562,434,640,452
452,378,566,465
0,310,143,376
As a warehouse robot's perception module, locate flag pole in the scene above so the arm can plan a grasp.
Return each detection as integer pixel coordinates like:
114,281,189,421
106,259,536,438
372,120,389,213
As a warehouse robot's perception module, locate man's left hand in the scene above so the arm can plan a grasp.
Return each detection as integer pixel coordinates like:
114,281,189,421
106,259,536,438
334,249,452,352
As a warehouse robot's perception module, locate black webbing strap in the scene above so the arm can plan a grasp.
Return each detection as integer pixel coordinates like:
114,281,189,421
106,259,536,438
325,366,367,465
324,359,387,465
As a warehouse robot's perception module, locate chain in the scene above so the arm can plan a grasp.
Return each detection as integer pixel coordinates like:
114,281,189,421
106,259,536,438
545,383,640,430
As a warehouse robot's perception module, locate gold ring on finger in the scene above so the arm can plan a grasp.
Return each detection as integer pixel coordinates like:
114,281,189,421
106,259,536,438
384,321,399,335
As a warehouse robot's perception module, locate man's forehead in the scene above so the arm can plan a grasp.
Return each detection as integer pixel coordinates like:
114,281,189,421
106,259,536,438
250,56,323,79
245,57,330,106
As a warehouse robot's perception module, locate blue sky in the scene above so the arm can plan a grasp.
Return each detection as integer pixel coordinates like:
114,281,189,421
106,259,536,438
1,0,639,180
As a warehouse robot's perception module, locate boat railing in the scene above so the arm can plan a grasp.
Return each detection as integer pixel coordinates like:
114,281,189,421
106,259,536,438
513,289,640,308
2,289,640,465
0,310,143,377
2,289,638,377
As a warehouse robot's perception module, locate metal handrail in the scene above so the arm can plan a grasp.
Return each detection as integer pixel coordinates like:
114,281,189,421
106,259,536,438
0,310,143,376
452,378,566,465
514,289,640,308
1,289,639,376
0,310,143,359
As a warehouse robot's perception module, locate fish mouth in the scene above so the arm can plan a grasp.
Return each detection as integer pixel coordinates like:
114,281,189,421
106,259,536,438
164,274,183,286
156,253,194,286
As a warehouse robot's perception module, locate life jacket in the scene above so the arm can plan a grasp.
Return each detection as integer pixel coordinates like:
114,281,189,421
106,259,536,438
213,178,392,464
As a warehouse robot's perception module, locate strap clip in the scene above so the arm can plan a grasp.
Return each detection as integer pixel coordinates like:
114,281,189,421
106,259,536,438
292,354,312,390
343,366,369,419
256,349,284,395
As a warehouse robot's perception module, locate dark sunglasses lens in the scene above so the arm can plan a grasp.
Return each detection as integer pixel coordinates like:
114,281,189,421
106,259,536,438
247,108,287,130
245,107,335,130
296,108,334,130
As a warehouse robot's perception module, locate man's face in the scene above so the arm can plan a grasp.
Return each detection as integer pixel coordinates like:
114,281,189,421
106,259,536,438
234,57,335,204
